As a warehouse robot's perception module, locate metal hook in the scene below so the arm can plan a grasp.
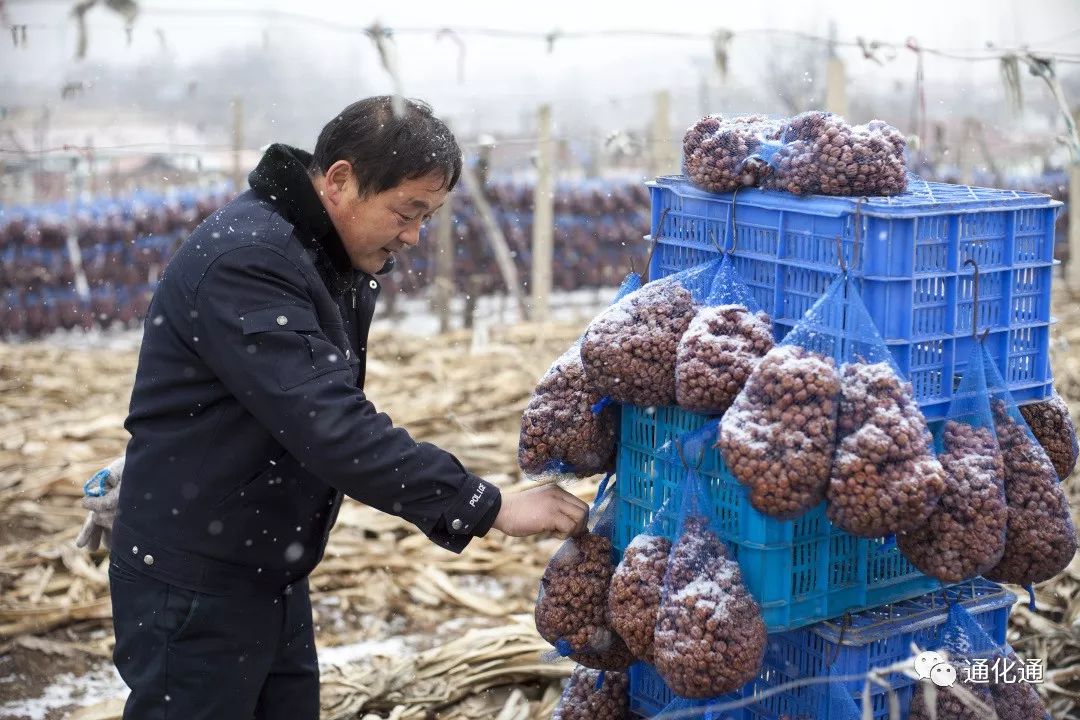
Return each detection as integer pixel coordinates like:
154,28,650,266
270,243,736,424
964,258,980,339
727,187,740,256
642,208,670,284
834,235,847,274
825,613,853,668
675,438,705,470
708,230,724,255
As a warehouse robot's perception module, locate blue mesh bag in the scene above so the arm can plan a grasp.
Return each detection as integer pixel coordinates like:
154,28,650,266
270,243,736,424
756,112,909,197
909,603,1000,720
552,664,630,720
716,272,845,520
675,251,774,416
1019,388,1078,481
898,341,1008,583
609,492,679,664
519,272,641,478
535,475,634,671
653,438,767,699
986,647,1051,720
982,353,1077,588
823,271,945,538
580,259,721,407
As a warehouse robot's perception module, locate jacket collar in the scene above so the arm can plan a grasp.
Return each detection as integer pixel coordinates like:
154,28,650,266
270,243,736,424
247,144,355,290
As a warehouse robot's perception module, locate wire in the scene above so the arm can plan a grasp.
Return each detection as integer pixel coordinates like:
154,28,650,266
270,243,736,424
0,135,579,156
0,142,235,155
6,5,1080,64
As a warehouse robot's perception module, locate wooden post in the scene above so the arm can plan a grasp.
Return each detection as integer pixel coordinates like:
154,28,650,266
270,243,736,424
231,97,244,193
825,58,847,117
531,103,554,322
459,159,528,321
463,275,482,330
958,118,974,187
1067,108,1080,292
825,22,847,117
648,91,674,179
432,196,454,334
1068,163,1080,292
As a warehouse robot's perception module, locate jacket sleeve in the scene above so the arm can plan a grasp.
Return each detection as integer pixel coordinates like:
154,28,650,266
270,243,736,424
191,244,500,553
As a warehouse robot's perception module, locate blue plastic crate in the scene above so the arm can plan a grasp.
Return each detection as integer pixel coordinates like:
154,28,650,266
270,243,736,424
615,405,940,632
648,175,1060,420
630,579,1015,720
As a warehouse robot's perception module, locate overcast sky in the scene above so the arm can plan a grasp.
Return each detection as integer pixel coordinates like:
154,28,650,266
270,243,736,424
2,0,1078,146
4,0,1078,84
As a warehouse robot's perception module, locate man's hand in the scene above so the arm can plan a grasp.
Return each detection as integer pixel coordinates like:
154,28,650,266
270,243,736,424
75,456,125,551
492,484,590,539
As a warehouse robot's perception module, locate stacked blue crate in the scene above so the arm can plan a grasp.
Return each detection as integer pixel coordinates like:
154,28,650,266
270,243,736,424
647,175,1060,420
620,175,1049,718
615,405,941,631
629,579,1014,719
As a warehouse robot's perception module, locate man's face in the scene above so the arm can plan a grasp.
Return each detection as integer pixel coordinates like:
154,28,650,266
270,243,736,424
317,161,448,276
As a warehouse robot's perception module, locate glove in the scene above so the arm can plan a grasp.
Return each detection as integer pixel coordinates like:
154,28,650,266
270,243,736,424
75,456,125,552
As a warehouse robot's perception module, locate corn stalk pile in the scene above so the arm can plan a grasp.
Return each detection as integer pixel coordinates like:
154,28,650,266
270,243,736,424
0,291,1078,718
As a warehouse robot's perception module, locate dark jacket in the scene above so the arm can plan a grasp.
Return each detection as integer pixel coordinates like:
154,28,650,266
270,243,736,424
115,144,500,596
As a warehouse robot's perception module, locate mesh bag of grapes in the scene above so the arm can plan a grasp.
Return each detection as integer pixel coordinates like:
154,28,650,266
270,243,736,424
535,474,634,671
607,418,719,665
981,353,1078,590
754,111,909,197
822,272,946,537
608,492,678,664
985,647,1051,720
519,271,642,478
1019,387,1078,481
716,270,848,520
909,602,1002,720
898,341,1008,583
675,251,774,415
682,114,785,194
580,259,719,407
653,433,767,699
551,664,629,720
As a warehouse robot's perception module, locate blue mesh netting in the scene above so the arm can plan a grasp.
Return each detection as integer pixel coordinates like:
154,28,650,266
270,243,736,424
940,343,996,434
523,272,642,477
650,440,767,700
666,256,725,303
982,348,1047,452
897,339,1007,583
669,466,718,541
781,273,898,370
936,602,1002,660
705,252,765,313
535,473,632,668
613,271,643,302
980,342,1077,594
826,663,862,720
657,420,721,474
590,472,617,542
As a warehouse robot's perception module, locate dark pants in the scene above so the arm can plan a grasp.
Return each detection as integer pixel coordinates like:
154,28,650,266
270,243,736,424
109,554,319,719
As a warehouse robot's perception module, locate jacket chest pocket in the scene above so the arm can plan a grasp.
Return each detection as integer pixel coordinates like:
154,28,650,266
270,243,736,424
239,304,351,390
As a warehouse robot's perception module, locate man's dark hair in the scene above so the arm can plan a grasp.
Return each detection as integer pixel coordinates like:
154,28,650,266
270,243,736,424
311,96,462,197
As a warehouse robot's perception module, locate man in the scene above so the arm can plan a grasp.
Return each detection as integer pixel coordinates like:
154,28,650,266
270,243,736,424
77,96,589,719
